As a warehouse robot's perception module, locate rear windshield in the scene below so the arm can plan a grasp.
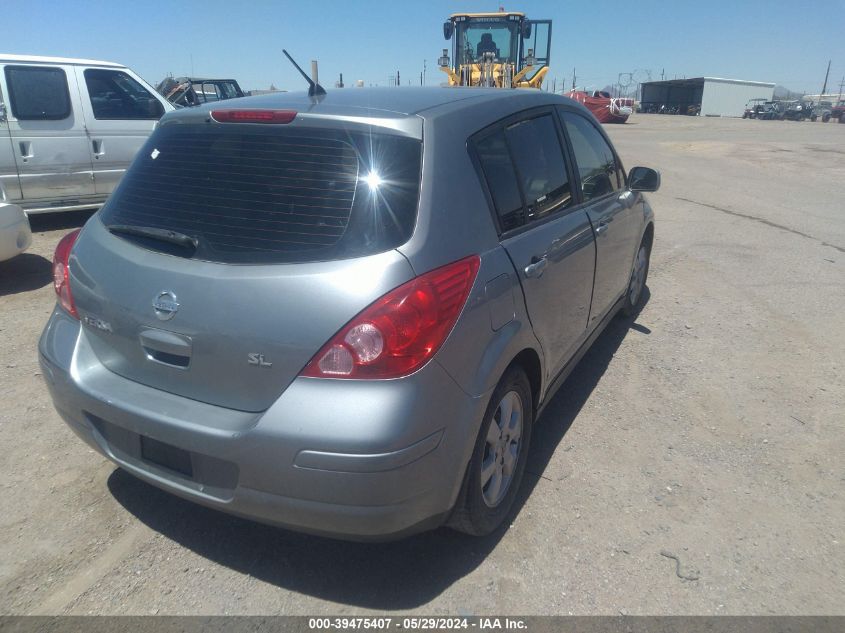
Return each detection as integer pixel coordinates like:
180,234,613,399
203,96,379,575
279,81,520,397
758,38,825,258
99,123,422,264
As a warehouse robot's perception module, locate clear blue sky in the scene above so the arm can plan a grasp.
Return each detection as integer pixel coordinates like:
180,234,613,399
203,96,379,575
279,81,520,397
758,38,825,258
3,0,843,94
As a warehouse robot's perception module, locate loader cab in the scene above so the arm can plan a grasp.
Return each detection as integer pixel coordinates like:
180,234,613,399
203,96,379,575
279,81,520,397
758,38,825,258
439,12,552,89
451,14,522,65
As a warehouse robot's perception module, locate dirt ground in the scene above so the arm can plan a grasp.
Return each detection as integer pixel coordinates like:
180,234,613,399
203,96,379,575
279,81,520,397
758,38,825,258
0,114,842,616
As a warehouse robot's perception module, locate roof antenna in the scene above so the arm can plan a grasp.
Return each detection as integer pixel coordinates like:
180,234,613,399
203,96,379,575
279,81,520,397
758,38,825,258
283,49,326,96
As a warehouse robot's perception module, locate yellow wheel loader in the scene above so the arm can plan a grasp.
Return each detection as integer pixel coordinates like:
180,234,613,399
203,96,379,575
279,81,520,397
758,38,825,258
438,11,552,89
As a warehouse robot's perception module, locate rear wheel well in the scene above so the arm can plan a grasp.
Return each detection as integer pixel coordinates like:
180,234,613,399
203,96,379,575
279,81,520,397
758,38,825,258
643,222,655,249
509,349,542,413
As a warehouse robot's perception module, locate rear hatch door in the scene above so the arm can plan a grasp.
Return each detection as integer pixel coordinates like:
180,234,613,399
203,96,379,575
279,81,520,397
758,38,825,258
70,114,422,412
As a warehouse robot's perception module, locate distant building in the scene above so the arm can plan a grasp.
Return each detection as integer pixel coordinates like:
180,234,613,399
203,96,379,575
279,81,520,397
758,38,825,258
640,77,775,117
247,85,285,96
803,93,844,103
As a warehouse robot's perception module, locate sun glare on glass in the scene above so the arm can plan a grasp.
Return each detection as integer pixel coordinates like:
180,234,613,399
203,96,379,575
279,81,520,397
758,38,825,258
363,171,382,190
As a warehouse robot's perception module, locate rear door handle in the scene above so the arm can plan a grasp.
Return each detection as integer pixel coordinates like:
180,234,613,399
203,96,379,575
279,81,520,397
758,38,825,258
595,219,611,236
524,256,548,278
92,139,104,157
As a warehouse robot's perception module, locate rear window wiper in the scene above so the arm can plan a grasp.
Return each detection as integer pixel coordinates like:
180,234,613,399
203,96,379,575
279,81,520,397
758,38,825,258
107,224,199,251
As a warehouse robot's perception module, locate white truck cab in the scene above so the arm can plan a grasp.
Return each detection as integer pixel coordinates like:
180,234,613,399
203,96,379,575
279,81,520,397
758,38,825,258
0,54,173,214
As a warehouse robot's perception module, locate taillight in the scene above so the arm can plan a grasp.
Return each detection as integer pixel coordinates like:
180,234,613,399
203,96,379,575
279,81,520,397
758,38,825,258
53,229,81,319
302,255,481,379
210,109,297,124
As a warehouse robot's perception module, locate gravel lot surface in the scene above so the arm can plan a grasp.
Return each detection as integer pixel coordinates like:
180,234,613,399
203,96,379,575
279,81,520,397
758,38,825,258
0,114,842,615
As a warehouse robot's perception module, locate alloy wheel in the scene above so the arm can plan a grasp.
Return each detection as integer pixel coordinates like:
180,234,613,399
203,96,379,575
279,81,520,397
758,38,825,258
481,390,523,507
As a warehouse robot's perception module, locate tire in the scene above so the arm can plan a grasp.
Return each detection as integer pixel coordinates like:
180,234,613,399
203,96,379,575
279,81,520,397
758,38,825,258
822,113,831,123
448,366,534,536
811,115,817,122
621,234,652,317
742,112,748,119
839,115,845,124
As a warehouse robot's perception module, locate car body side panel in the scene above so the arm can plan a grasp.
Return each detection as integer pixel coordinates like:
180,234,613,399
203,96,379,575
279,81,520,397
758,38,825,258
72,66,171,196
397,109,501,275
500,211,596,383
0,63,97,205
556,108,643,325
0,84,23,201
396,103,547,403
435,245,544,398
584,192,637,323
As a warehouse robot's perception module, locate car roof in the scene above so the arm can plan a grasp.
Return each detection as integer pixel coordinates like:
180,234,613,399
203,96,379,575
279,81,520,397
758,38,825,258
0,53,125,68
174,77,240,83
181,86,570,120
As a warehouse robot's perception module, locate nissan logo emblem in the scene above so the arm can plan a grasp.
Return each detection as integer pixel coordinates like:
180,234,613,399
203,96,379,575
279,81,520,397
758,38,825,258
152,291,179,321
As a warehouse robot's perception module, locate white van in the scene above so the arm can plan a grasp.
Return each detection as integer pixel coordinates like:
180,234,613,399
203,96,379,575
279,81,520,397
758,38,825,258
0,55,173,214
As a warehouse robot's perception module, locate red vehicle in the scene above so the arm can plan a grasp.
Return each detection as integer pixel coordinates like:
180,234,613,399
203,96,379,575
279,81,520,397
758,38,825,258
566,90,633,124
831,100,845,123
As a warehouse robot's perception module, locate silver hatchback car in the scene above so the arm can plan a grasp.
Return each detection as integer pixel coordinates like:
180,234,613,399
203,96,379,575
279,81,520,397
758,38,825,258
39,88,658,540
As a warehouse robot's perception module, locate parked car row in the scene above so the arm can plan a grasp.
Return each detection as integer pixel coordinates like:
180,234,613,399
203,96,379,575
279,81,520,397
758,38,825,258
638,102,700,115
743,98,845,122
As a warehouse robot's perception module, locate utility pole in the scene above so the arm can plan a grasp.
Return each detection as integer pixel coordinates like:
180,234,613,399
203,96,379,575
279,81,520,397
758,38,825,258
396,70,400,87
571,67,576,91
423,59,427,86
661,68,665,81
838,76,844,101
821,59,831,97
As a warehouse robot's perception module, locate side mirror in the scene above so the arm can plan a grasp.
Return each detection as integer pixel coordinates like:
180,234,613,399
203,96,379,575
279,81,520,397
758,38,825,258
521,20,532,39
443,21,454,40
438,48,450,68
628,166,661,192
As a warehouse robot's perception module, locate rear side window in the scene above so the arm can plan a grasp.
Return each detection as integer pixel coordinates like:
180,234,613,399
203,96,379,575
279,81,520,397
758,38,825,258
84,69,165,120
559,111,622,200
100,124,422,264
4,66,71,120
504,115,572,221
474,131,524,231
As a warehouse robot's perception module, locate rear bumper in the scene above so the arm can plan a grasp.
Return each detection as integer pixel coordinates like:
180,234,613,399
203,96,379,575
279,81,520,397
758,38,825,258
0,203,32,262
39,308,489,540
